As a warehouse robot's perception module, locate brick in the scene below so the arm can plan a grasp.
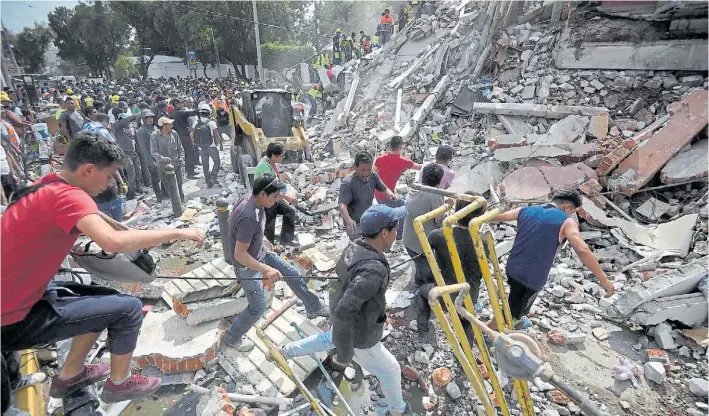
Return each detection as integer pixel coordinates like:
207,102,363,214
132,309,222,374
579,178,602,196
608,90,708,195
596,138,637,176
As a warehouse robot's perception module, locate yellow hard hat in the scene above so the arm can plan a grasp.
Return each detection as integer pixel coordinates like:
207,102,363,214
0,91,11,103
67,88,73,94
112,95,120,102
336,28,341,32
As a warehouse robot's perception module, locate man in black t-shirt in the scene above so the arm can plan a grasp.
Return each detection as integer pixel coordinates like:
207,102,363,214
415,194,487,344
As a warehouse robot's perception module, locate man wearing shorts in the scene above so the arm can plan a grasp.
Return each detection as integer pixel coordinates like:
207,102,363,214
487,190,614,330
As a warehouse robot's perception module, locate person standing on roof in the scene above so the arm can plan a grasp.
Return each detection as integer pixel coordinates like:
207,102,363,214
191,103,223,188
373,136,421,240
486,190,615,331
254,142,297,246
223,173,328,352
332,28,343,65
380,9,394,45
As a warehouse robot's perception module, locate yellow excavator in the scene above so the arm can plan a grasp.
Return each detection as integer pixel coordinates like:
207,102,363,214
226,89,311,176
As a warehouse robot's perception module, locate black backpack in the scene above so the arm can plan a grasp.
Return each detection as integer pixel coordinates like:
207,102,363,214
193,117,213,149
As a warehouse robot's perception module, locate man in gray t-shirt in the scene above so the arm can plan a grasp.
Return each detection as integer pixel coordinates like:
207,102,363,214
225,173,328,352
339,151,398,239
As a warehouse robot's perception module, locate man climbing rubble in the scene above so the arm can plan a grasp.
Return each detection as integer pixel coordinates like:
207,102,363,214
223,173,328,352
254,142,297,246
339,151,398,240
1,133,205,403
487,190,615,331
270,204,412,416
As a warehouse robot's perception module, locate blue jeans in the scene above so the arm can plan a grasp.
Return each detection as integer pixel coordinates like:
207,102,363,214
283,330,406,413
97,196,123,221
376,197,404,240
226,252,322,341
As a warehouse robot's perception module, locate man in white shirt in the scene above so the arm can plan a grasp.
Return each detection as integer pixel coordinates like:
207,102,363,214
191,104,223,188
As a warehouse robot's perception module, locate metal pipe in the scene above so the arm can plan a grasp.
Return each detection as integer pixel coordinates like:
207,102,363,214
292,323,356,416
163,164,183,217
216,198,232,265
188,384,293,407
408,183,478,201
278,402,311,416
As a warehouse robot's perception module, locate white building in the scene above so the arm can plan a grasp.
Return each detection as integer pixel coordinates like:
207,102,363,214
131,55,237,79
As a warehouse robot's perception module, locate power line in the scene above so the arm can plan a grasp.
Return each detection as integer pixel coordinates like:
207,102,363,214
169,2,290,30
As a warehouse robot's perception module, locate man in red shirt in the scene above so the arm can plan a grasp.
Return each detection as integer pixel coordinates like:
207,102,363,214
1,132,205,403
374,135,421,240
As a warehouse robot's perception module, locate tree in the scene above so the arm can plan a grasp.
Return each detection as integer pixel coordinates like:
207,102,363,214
13,24,54,73
114,55,136,79
48,2,130,77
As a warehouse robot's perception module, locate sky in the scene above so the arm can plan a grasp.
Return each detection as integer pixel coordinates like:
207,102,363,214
1,1,78,33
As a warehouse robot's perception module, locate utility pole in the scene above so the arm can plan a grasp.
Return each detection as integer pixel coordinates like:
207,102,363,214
252,0,264,82
211,26,222,80
314,1,320,53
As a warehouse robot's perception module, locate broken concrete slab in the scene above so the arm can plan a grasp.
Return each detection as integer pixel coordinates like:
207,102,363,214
503,167,552,201
451,160,505,195
133,309,221,374
554,39,709,71
178,296,249,326
488,134,527,150
588,113,609,140
596,115,670,176
635,198,671,220
632,293,708,326
494,143,597,163
608,90,708,195
653,322,677,349
644,362,667,384
498,114,532,135
606,256,708,318
539,165,597,192
473,102,609,119
162,258,234,308
578,196,699,256
660,139,708,184
542,115,590,144
196,387,237,416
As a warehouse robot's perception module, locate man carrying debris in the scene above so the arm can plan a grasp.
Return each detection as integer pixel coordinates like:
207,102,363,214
374,135,421,240
402,164,452,286
271,204,412,416
1,132,205,403
150,116,185,202
487,190,615,331
254,142,298,246
416,144,455,189
339,151,398,240
224,173,329,352
416,194,484,344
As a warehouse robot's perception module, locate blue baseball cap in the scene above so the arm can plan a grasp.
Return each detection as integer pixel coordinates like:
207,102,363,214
359,204,408,235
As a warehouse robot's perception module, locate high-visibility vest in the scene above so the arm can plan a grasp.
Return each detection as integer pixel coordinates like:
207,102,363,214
372,35,380,44
405,6,413,20
313,55,321,68
412,0,420,5
308,88,320,99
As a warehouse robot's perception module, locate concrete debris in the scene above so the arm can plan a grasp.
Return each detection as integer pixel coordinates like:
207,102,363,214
632,293,709,326
689,378,709,397
607,256,708,318
644,361,667,384
660,139,709,184
473,102,609,118
652,322,677,349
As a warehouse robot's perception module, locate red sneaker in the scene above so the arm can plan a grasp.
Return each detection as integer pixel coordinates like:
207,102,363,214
100,373,162,403
49,364,111,398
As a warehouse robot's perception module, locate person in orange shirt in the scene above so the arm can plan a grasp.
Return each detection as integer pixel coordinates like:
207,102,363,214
379,9,394,45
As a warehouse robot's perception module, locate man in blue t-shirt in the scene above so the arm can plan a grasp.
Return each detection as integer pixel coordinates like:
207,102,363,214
488,190,614,330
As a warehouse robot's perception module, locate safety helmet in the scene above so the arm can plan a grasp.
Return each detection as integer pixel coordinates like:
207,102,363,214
112,95,120,102
312,84,319,90
0,91,11,103
336,28,341,33
67,88,73,94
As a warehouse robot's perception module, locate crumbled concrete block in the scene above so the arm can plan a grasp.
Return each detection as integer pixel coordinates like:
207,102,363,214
606,256,708,318
653,322,677,350
297,233,316,250
132,309,221,374
635,198,671,220
588,113,609,140
180,297,248,326
631,293,708,326
660,139,708,184
680,75,705,87
544,115,590,144
592,327,609,341
197,387,237,416
644,362,666,384
689,378,709,397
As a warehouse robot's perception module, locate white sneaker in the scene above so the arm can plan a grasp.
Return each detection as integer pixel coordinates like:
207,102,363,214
13,372,47,392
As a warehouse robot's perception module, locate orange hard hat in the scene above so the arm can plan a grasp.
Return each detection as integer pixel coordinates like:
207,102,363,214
313,84,319,90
